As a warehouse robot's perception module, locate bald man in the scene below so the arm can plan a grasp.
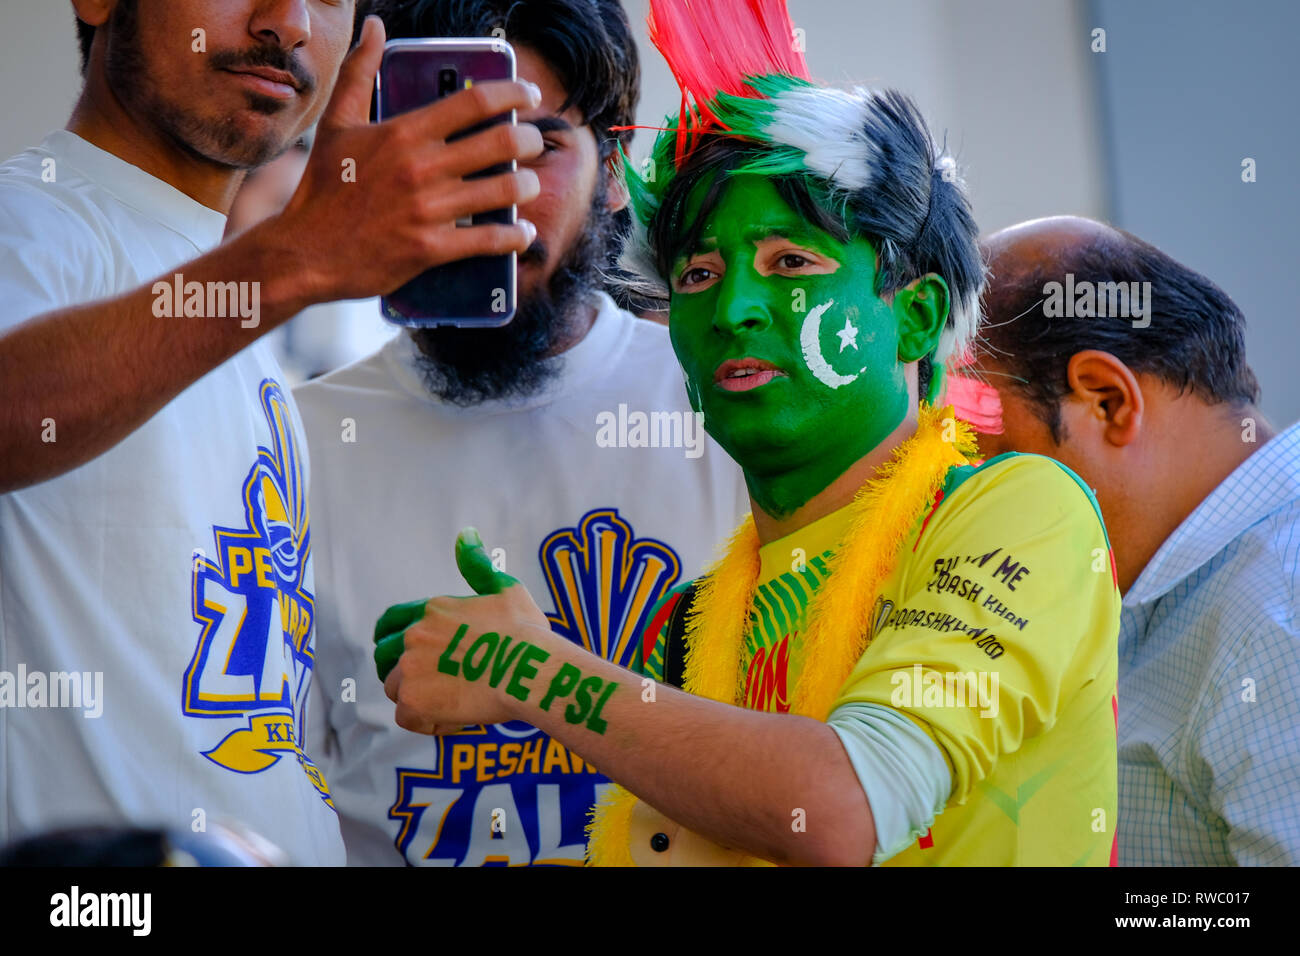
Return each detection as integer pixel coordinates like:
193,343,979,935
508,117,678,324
960,216,1300,866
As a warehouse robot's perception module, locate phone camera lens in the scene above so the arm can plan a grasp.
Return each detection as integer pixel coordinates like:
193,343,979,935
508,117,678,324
438,68,458,96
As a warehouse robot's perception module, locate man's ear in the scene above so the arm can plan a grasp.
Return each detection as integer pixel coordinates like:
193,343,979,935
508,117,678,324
1065,349,1143,447
603,150,630,214
893,273,950,363
72,0,115,29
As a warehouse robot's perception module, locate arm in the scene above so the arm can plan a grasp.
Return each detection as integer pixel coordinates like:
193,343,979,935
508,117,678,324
401,620,874,867
1,225,320,492
376,532,875,867
0,17,543,493
1195,611,1300,866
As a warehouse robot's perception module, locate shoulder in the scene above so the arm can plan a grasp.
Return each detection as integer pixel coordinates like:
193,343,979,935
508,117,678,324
0,158,114,325
292,343,404,419
934,452,1107,538
647,577,700,631
908,451,1117,597
0,159,106,250
606,299,676,360
641,576,700,683
1182,497,1300,666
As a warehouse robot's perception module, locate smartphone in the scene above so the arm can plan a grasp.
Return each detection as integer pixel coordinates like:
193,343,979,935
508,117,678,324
376,38,518,327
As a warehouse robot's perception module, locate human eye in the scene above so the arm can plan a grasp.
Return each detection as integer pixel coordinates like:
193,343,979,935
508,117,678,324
673,257,722,292
677,266,715,288
764,245,838,277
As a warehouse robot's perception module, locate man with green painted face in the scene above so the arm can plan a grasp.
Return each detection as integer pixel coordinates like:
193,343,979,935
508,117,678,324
372,0,1122,866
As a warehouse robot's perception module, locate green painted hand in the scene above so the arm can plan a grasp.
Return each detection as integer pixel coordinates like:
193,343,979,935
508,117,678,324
372,528,524,682
373,598,425,683
454,526,520,595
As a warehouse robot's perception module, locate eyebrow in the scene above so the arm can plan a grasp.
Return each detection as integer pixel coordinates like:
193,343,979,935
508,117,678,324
742,225,829,245
682,229,837,260
527,116,574,135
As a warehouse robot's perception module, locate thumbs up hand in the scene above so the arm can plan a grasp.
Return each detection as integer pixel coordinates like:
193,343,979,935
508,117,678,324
259,16,544,311
373,528,550,735
453,526,523,596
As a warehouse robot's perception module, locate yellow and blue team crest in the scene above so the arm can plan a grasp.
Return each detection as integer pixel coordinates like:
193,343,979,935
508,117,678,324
184,380,332,807
539,508,681,668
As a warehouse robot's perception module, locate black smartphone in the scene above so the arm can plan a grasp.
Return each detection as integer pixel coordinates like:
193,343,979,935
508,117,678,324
376,38,518,327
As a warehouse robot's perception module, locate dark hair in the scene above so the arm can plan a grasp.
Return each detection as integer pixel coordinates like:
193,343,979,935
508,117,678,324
651,139,850,283
372,0,640,160
977,225,1261,441
75,1,374,75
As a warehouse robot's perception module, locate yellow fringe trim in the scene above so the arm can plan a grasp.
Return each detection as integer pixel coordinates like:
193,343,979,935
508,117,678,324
587,405,976,864
585,785,638,867
794,404,973,719
682,515,762,706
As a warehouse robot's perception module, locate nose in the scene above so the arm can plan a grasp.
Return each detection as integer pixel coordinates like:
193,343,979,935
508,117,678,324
712,263,774,337
250,0,311,51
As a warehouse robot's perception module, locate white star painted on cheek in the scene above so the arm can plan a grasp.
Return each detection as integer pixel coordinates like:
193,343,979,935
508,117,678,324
836,316,859,352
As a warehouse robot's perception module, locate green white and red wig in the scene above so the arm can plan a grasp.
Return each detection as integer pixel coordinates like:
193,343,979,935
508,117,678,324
621,0,985,385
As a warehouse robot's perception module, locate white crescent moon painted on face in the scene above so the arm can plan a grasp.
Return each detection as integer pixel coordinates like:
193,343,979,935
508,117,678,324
800,299,866,389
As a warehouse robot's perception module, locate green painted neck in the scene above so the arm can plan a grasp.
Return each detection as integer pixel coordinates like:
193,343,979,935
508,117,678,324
740,401,907,519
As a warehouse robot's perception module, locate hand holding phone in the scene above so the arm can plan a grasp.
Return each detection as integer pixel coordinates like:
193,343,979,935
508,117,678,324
377,38,524,327
260,18,542,318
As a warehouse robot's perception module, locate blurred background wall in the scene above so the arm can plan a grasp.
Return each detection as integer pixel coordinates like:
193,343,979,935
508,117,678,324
2,0,1295,424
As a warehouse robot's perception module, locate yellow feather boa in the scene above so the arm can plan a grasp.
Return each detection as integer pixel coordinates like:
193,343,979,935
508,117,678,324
586,404,976,866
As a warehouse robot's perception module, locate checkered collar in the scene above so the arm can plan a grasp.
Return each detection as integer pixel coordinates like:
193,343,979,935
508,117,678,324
1125,419,1300,605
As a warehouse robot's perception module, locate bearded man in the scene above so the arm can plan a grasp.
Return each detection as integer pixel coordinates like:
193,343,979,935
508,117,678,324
295,0,746,867
371,0,1120,866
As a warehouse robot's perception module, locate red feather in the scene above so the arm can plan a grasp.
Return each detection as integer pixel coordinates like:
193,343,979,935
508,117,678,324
647,0,811,166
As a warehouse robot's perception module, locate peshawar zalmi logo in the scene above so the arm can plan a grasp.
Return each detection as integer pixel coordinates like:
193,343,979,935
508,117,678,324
540,508,682,667
184,380,332,807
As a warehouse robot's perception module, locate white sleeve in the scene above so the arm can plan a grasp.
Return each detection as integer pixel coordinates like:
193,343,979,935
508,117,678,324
0,183,110,332
827,700,952,865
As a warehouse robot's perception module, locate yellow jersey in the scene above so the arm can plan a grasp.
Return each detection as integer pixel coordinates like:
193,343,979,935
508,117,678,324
641,453,1120,866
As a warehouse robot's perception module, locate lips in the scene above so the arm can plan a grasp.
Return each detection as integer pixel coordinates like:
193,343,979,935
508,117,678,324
714,357,786,392
223,66,300,98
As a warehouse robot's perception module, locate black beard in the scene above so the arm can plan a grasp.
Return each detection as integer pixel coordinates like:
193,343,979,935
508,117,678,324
410,182,619,406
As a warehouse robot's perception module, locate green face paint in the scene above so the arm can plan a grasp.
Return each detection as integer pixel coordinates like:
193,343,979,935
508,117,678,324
667,174,925,518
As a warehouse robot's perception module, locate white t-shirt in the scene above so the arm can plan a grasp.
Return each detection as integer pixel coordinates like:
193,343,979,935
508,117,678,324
295,294,749,865
0,131,344,865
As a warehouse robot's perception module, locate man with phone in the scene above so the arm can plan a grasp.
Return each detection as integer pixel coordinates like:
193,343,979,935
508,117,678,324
0,1,540,863
295,0,748,866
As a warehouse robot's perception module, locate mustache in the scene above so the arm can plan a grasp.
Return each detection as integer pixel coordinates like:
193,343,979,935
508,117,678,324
208,44,315,94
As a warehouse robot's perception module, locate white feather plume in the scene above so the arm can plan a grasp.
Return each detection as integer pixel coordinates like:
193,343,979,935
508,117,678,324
764,85,878,191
